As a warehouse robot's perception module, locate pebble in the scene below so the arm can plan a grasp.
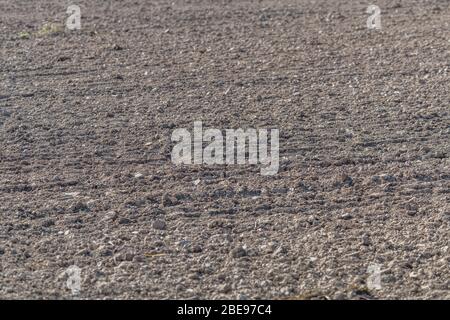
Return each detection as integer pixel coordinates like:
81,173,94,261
362,234,371,246
76,248,90,256
101,211,118,222
272,246,287,256
41,219,55,227
340,213,353,220
153,219,166,230
219,284,232,293
188,245,203,253
231,246,247,258
161,193,174,207
381,174,396,182
371,175,381,184
64,192,80,198
342,175,353,187
124,252,134,261
98,247,113,257
118,217,131,225
70,201,90,213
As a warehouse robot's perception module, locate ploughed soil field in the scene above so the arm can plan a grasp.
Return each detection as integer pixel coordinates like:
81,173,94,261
0,0,449,299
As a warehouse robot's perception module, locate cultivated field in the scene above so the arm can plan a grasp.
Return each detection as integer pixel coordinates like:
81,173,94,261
0,0,449,299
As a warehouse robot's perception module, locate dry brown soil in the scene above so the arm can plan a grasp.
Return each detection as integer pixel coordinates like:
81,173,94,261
0,0,449,299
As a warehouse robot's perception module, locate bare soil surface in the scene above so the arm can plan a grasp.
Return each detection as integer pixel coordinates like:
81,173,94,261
0,0,449,299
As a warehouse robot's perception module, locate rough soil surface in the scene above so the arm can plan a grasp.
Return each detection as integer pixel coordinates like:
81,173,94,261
0,0,449,299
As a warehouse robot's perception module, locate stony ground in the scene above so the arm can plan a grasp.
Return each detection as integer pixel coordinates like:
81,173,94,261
0,0,449,299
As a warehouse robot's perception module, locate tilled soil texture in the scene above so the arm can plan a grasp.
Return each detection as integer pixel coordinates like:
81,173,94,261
0,0,449,299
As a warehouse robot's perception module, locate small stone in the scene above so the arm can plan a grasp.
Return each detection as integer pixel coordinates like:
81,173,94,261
219,284,232,293
381,174,396,182
153,219,166,230
189,273,201,280
112,44,124,50
406,212,416,217
362,234,371,246
161,193,174,207
334,292,346,300
371,175,381,184
56,56,70,62
272,187,289,194
189,245,202,253
179,240,190,248
98,247,113,257
101,211,118,222
340,213,353,220
280,287,291,295
272,246,287,256
133,255,145,263
342,175,353,187
296,181,311,191
134,172,143,179
113,253,125,263
125,252,134,261
231,246,247,258
76,248,90,256
70,201,89,213
118,217,131,225
41,219,55,227
64,192,80,198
